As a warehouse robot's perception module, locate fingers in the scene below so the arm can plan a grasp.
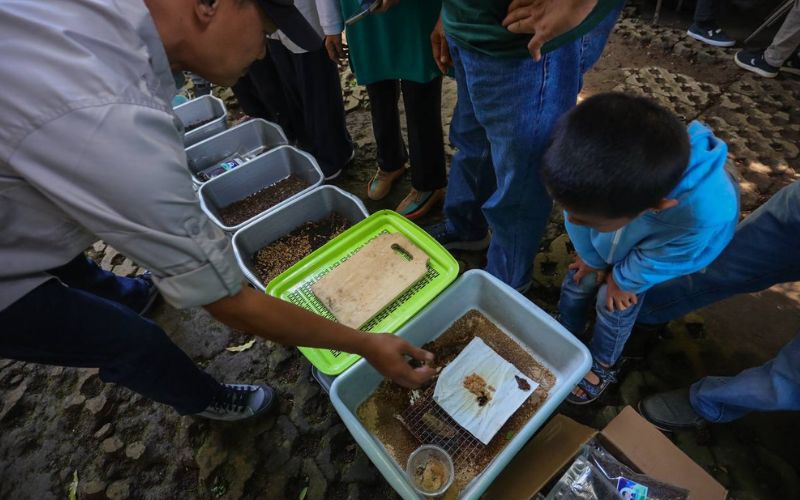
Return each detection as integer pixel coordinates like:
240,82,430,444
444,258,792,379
404,342,435,364
335,41,346,60
528,33,545,61
507,0,535,11
573,267,586,284
395,365,437,389
325,42,337,63
501,8,530,28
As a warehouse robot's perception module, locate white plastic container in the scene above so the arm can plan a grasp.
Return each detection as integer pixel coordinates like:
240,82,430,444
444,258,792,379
330,270,592,499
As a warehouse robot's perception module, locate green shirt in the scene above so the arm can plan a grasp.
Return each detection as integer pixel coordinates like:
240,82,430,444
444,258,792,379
442,0,623,59
341,0,442,85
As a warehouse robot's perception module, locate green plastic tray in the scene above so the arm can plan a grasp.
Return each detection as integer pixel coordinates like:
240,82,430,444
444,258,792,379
265,210,459,375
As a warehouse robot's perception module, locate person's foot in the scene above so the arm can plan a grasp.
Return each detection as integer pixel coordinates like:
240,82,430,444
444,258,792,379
194,384,276,421
134,273,160,316
734,49,779,78
781,51,800,76
366,167,406,201
566,359,619,405
687,23,736,47
638,388,707,431
396,188,445,220
424,221,491,251
324,147,356,181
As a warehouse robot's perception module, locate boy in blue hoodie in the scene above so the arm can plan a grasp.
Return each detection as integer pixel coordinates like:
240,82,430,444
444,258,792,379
541,93,739,405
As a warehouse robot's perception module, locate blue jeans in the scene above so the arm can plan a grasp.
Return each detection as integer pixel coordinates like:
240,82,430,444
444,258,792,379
0,255,221,415
640,180,800,421
559,270,646,366
443,5,620,289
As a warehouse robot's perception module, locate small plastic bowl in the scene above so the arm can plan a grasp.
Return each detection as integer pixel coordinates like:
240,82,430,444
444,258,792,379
406,445,455,497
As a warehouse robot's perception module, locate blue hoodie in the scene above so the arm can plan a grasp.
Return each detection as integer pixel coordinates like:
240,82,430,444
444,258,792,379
566,121,739,295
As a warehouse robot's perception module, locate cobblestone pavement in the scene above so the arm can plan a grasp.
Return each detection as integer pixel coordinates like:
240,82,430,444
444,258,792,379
1,8,799,500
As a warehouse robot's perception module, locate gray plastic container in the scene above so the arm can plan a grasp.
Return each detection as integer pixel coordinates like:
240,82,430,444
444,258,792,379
199,145,324,233
185,119,289,185
312,366,336,394
231,185,369,291
174,95,227,146
330,270,592,500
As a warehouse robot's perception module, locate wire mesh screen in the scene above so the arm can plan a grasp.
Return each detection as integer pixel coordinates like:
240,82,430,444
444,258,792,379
399,387,483,461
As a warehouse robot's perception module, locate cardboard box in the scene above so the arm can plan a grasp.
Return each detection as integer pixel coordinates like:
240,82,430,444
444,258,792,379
485,406,727,499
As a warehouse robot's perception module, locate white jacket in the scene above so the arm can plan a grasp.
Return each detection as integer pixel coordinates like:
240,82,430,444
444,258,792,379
273,0,343,54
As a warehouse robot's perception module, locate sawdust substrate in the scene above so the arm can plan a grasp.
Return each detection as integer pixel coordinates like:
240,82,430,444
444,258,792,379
252,213,351,285
218,174,309,227
357,310,557,497
183,117,215,132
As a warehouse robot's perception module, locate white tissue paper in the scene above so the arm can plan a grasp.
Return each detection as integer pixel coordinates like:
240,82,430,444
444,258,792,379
433,337,538,444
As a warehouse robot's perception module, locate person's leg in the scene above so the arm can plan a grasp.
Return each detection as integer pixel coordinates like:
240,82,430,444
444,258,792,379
264,41,306,143
440,39,495,242
0,280,220,415
448,7,619,289
557,270,602,337
693,0,718,24
244,54,299,141
690,332,800,422
48,254,153,314
365,80,408,173
640,180,800,324
764,1,800,68
231,77,271,119
293,46,354,178
400,77,447,192
590,286,648,367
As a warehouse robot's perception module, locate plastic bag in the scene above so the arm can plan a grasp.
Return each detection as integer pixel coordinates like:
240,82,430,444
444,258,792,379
545,455,622,500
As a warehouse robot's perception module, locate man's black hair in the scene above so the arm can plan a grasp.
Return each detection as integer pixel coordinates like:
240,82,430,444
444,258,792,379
541,92,690,218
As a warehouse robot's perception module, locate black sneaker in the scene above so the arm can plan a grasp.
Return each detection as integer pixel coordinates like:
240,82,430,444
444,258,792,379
734,49,779,78
687,23,736,47
424,221,491,251
638,388,707,432
781,52,800,76
195,384,276,421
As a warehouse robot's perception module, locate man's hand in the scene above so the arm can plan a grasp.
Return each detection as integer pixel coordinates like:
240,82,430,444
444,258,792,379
502,0,598,61
324,34,345,62
605,273,638,312
362,333,436,388
569,255,607,285
373,0,400,14
430,16,452,75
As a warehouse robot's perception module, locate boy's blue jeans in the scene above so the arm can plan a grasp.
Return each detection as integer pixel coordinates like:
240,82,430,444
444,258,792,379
639,180,800,422
442,5,620,289
558,271,646,366
0,255,221,415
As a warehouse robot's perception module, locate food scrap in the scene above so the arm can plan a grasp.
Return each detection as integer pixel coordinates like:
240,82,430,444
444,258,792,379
515,375,531,391
421,413,457,439
415,457,447,492
463,373,493,407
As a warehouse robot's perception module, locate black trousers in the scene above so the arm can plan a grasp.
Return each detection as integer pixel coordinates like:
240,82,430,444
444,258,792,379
366,77,447,192
232,56,298,142
694,0,725,23
268,40,354,177
0,256,220,415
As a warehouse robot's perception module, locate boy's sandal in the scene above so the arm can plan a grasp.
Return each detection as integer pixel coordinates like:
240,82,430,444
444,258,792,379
566,359,618,405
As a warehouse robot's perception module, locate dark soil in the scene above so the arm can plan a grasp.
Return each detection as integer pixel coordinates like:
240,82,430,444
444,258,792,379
218,174,309,227
183,117,215,132
357,310,556,498
252,212,352,285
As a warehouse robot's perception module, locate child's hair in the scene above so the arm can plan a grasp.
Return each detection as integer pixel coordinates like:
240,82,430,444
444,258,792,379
541,92,690,218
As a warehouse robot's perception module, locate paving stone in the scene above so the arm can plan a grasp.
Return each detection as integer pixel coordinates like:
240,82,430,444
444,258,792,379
101,436,124,454
81,479,107,500
303,458,328,500
125,441,146,460
85,394,107,415
94,423,113,440
106,479,130,500
195,433,228,482
0,382,28,422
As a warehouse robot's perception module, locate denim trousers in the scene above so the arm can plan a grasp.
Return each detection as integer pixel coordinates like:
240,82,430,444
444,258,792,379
558,270,647,366
640,180,800,422
0,255,221,415
442,5,620,289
